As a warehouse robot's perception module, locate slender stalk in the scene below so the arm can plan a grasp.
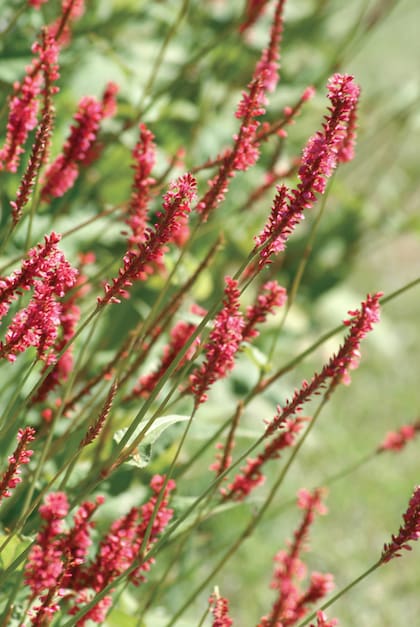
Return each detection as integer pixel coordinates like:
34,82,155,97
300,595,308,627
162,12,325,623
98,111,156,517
164,388,334,625
297,560,382,627
136,0,190,116
266,176,332,367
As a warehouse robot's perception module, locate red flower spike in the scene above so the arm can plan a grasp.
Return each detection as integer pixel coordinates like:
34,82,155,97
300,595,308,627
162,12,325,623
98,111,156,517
11,106,54,226
98,173,197,306
189,277,244,405
258,489,332,627
255,74,360,269
25,492,104,624
32,252,95,404
209,590,234,627
0,233,78,364
381,485,420,563
101,82,119,118
377,419,420,453
0,31,59,173
224,416,307,501
0,427,36,502
24,492,70,596
239,0,270,33
48,0,85,45
65,475,175,624
125,123,157,248
41,95,105,200
242,280,287,342
265,292,382,437
197,2,287,220
253,0,286,93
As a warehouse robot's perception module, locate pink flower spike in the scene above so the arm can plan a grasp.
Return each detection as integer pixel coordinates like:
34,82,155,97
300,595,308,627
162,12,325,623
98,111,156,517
101,82,119,118
242,280,287,342
41,95,106,200
377,419,420,453
209,589,234,627
188,277,244,405
0,32,59,173
99,173,197,306
253,0,286,93
265,292,382,436
224,416,307,501
24,492,70,595
125,123,156,248
47,0,85,45
239,0,270,33
0,233,78,364
254,74,360,270
381,485,420,563
257,488,331,626
78,474,175,610
0,427,36,502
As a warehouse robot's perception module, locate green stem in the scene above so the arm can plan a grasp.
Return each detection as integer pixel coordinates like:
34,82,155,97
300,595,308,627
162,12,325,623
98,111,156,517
136,0,190,116
297,560,382,626
0,360,37,436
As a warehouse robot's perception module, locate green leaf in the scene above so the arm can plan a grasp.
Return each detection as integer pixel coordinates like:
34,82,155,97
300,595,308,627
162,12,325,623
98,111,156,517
106,608,141,626
0,534,32,571
242,342,270,370
114,414,190,468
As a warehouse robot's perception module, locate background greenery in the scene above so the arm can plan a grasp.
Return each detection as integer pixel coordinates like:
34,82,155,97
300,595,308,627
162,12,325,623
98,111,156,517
0,0,419,625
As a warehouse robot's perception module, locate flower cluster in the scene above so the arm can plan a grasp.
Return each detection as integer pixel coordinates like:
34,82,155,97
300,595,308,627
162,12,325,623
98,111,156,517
257,489,333,626
0,427,36,502
24,475,175,624
47,0,86,45
242,279,287,342
41,84,118,199
255,74,360,269
265,292,382,437
99,173,197,306
10,106,53,226
239,0,270,33
209,590,234,627
123,123,157,247
381,485,420,563
32,252,94,404
377,418,420,453
189,277,244,405
254,0,286,93
0,32,59,173
0,232,78,363
224,416,307,501
196,0,286,220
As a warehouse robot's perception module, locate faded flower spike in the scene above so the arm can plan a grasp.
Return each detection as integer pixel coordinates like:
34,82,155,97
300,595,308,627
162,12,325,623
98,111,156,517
377,418,420,453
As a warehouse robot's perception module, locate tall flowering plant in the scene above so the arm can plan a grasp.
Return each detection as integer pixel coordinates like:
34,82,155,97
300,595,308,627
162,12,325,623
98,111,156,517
0,1,418,625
